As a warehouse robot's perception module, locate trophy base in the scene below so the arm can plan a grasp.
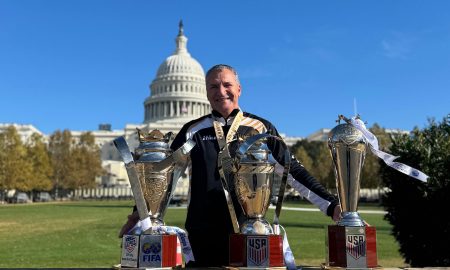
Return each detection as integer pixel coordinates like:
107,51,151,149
229,234,284,268
121,234,179,268
325,225,378,269
320,263,381,270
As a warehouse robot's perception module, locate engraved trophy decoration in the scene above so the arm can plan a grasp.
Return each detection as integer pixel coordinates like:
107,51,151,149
221,133,292,268
114,129,195,268
325,115,377,269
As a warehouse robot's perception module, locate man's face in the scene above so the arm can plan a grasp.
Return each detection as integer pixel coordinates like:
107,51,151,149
206,69,241,118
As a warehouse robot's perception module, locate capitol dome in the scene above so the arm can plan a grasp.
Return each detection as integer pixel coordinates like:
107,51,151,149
156,53,204,78
144,21,211,128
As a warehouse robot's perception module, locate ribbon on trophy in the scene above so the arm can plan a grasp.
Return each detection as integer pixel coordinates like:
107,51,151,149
128,222,195,263
279,224,296,270
344,115,429,182
263,135,296,270
214,110,244,234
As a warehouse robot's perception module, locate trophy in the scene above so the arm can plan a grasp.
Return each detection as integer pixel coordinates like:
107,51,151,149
114,129,195,268
325,116,378,269
225,133,290,268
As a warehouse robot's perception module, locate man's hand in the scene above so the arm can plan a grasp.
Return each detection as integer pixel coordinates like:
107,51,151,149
118,211,139,238
332,205,342,222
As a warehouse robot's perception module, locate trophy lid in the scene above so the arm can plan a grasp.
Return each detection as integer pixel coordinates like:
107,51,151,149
134,129,172,162
137,129,172,143
239,145,273,163
236,133,275,164
328,123,366,146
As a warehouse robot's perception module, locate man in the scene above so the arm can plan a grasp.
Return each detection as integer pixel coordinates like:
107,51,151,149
120,64,341,267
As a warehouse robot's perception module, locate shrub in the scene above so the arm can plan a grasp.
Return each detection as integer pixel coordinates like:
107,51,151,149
381,114,450,267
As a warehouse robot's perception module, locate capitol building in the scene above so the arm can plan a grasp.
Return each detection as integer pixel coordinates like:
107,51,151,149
1,22,304,191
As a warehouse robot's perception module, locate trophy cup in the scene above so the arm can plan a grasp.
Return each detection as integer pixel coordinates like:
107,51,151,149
325,116,378,269
114,129,195,268
226,133,290,268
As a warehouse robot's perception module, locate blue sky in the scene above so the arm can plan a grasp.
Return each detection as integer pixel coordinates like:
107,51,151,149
1,1,449,137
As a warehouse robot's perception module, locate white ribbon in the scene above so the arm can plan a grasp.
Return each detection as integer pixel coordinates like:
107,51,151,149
275,224,297,270
129,222,195,263
349,117,428,182
139,217,152,232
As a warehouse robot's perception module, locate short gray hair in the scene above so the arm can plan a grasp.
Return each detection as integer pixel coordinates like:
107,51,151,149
205,64,240,84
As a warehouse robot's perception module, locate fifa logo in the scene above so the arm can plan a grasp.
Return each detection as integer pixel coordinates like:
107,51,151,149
346,234,366,259
142,241,162,262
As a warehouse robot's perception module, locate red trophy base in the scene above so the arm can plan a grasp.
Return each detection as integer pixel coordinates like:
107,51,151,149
121,234,178,268
325,225,377,269
229,234,284,268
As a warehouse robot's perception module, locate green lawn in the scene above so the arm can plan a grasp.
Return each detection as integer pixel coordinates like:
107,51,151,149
0,200,407,268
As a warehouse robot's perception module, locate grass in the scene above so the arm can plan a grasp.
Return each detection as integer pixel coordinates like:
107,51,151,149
0,200,407,268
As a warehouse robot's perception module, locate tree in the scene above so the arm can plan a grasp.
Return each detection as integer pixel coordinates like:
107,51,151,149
293,146,313,171
49,130,104,194
291,140,334,188
0,126,33,191
27,133,53,191
0,132,7,192
70,132,103,189
291,140,323,161
313,142,335,189
381,115,450,266
48,130,75,197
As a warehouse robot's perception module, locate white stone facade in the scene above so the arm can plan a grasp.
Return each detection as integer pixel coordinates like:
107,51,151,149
0,123,46,143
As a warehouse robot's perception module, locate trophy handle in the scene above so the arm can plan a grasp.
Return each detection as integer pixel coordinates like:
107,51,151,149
158,139,195,208
167,162,188,206
217,149,241,234
114,136,152,228
151,139,196,171
236,133,271,157
272,140,290,231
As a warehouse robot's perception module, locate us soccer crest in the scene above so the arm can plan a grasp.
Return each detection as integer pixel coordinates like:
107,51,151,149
246,236,269,267
326,226,378,269
346,234,366,259
125,236,137,253
229,234,284,267
120,235,139,268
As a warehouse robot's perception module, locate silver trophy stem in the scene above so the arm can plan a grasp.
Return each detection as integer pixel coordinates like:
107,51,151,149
339,212,364,227
328,123,367,227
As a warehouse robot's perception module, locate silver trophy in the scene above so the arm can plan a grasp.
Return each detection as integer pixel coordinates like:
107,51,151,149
234,134,277,235
226,133,290,267
114,129,195,268
328,118,367,226
133,129,180,227
325,115,378,269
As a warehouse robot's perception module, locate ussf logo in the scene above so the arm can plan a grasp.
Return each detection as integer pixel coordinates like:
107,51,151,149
346,234,366,259
124,236,137,253
247,237,268,266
